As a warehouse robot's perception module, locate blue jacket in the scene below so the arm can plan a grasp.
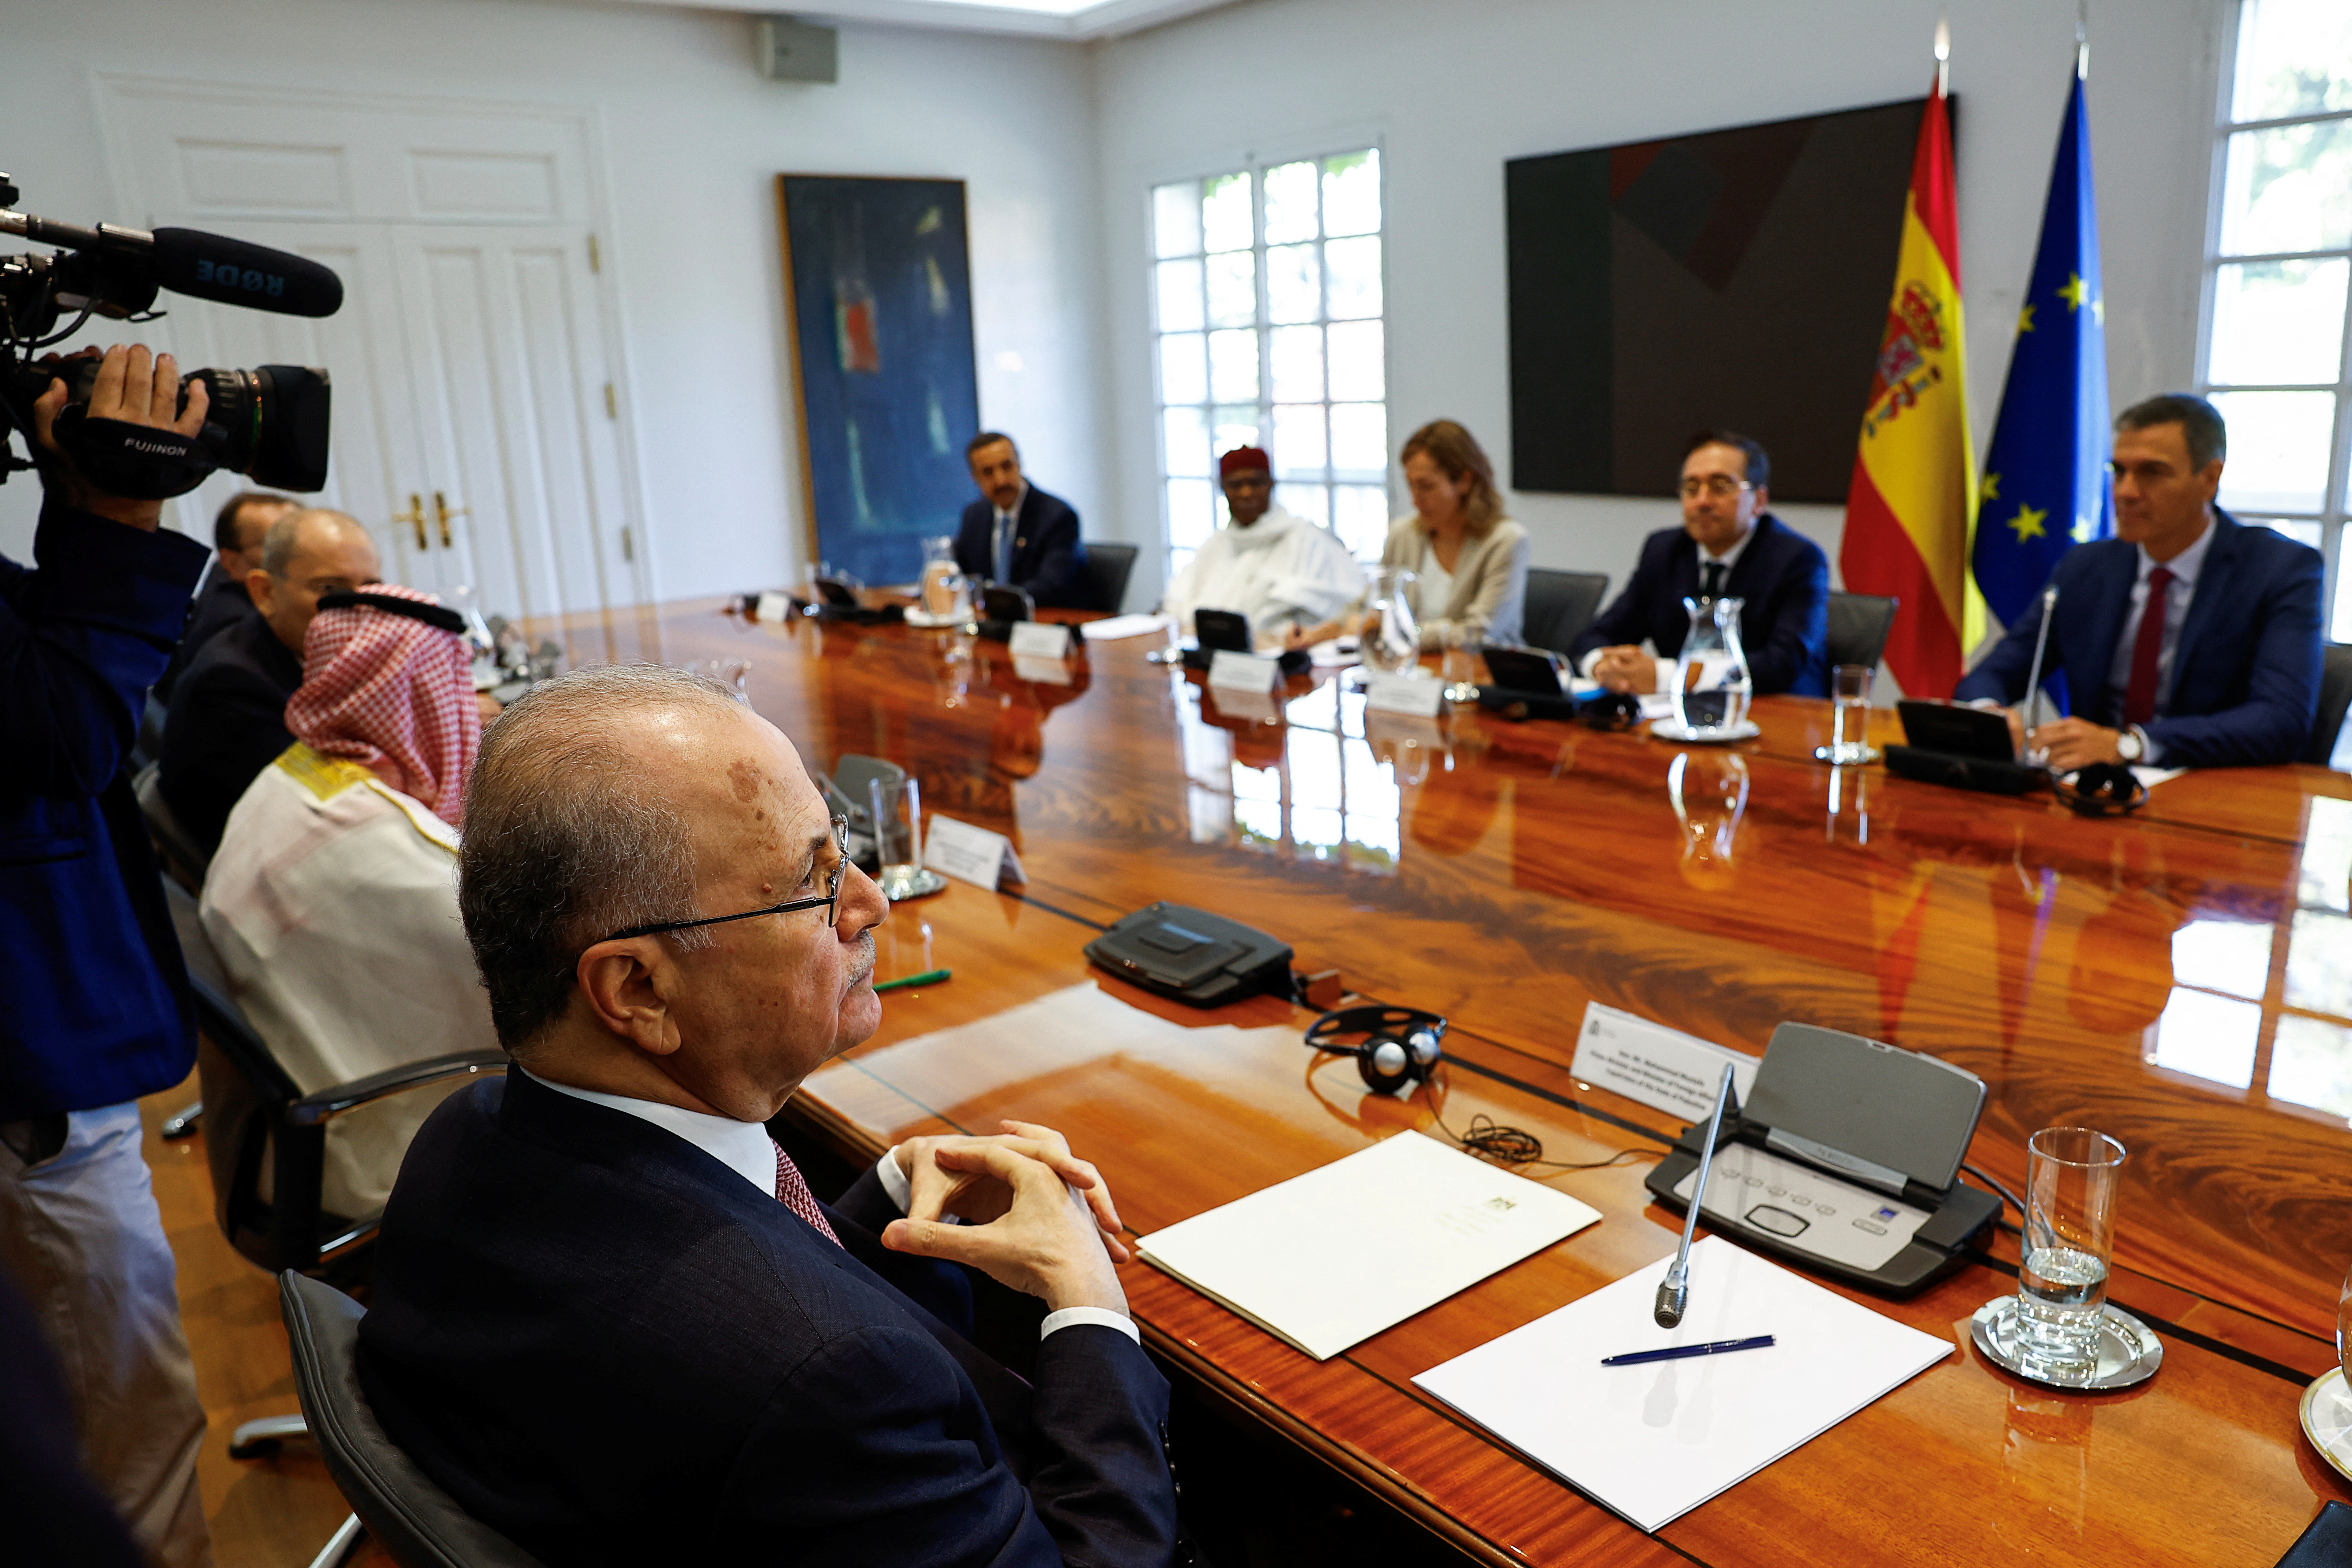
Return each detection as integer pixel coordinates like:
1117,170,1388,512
0,499,206,1119
954,486,1088,609
1952,511,2322,768
359,1071,1181,1567
1568,513,1831,696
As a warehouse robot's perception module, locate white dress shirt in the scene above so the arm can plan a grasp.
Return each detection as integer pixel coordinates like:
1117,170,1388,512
1577,523,1758,688
523,1069,1136,1344
2104,518,2216,749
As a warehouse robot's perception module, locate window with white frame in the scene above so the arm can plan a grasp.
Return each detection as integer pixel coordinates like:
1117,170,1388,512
2198,0,2352,638
1149,150,1389,585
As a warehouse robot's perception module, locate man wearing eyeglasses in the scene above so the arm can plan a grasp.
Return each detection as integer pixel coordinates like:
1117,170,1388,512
357,664,1178,1567
1570,431,1831,698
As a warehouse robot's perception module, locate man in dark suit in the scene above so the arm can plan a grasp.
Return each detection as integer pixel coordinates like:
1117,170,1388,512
955,431,1088,609
151,488,293,702
1570,431,1830,697
158,506,378,850
359,664,1179,1567
1954,394,2323,771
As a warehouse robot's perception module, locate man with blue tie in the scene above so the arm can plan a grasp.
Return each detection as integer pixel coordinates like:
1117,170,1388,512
954,431,1088,609
1954,394,2323,771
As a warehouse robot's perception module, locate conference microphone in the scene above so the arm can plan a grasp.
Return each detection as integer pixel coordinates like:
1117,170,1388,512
1656,1062,1738,1329
0,211,344,318
2019,584,2058,762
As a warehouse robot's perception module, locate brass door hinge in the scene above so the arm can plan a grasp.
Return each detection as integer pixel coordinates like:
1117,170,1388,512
604,382,617,420
588,233,601,273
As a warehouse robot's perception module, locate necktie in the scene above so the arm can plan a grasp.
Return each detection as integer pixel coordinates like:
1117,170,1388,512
771,1138,842,1248
995,513,1014,584
1700,561,1725,601
2121,566,2176,727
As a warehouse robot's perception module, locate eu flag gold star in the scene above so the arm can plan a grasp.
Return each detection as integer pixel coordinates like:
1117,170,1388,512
2058,274,2088,311
2008,504,2048,541
1982,471,2002,501
2018,303,2036,333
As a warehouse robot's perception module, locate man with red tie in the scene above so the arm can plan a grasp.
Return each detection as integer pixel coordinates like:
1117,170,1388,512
1954,394,2323,771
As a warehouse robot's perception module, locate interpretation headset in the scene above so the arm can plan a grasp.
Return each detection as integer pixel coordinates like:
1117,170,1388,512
1304,1004,1448,1095
2055,761,2148,819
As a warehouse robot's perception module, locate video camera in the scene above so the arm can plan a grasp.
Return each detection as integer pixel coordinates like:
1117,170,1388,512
0,172,342,498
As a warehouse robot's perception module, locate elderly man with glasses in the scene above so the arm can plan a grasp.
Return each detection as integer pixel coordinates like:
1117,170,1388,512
1570,430,1831,698
356,664,1179,1568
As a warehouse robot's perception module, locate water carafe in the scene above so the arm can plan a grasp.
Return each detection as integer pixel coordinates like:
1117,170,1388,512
1360,566,1420,675
1673,595,1752,733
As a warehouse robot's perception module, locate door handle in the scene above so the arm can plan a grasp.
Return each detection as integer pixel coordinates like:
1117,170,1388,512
392,493,427,551
434,491,469,549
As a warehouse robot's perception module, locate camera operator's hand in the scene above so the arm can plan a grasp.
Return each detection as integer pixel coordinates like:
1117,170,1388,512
32,344,209,532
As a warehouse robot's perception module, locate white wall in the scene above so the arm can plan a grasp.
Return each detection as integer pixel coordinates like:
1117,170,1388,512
1088,0,2227,608
0,0,1107,604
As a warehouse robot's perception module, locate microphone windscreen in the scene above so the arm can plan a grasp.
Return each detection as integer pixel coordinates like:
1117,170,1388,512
150,229,344,318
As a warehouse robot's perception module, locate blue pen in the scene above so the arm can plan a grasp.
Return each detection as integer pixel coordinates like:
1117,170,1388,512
1599,1334,1776,1368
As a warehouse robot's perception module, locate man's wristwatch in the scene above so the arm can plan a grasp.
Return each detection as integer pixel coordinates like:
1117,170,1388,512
2115,727,2145,764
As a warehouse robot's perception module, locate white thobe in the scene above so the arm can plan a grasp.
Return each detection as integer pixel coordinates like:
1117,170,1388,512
1161,504,1365,642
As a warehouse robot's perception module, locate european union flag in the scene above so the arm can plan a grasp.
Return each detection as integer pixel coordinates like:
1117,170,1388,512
1974,70,2112,630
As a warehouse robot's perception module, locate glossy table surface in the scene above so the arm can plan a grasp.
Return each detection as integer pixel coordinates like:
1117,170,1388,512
530,598,2352,1566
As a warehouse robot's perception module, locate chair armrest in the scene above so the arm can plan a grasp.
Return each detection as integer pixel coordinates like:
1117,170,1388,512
288,1052,509,1127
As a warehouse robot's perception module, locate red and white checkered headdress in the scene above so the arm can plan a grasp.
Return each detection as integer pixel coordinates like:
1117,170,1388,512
286,583,480,826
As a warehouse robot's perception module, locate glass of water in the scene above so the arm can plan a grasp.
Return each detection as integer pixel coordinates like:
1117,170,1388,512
2016,1127,2127,1378
866,775,945,901
1823,663,1880,764
687,658,752,705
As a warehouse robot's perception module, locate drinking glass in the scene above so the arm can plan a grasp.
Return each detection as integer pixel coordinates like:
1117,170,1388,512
866,776,945,900
2016,1127,2127,1378
1824,663,1881,764
1439,622,1480,704
687,658,751,704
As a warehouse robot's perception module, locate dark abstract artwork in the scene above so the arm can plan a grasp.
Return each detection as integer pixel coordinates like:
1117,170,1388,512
777,175,980,585
1507,97,1941,503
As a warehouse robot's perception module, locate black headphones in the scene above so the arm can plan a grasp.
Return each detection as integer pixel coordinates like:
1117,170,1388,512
1304,1004,1447,1095
2057,761,2148,818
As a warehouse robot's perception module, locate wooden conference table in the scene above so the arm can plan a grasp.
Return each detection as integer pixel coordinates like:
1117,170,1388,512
529,597,2352,1566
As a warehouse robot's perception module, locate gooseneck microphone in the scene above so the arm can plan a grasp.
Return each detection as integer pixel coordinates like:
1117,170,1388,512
2019,584,2059,762
0,211,343,318
1655,1062,1738,1330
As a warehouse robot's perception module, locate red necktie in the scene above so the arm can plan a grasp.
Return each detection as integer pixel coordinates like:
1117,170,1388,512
771,1139,842,1248
2121,566,2175,727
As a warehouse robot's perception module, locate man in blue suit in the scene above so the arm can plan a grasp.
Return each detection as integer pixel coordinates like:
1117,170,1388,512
360,664,1179,1567
1570,431,1831,697
1,346,216,1567
955,431,1088,609
1954,394,2323,771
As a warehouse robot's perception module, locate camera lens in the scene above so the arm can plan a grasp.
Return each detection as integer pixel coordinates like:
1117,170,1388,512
189,364,331,490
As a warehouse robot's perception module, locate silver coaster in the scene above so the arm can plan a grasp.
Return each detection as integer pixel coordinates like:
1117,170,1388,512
877,867,948,901
1812,744,1883,765
1970,1295,2163,1391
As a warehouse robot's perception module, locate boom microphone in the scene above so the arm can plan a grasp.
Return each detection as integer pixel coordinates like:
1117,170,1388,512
150,229,343,318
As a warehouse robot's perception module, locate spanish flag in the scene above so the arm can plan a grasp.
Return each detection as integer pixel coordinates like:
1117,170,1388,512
1839,77,1976,697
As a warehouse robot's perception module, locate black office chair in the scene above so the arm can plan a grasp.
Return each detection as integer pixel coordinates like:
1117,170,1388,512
281,1271,548,1568
1826,591,1900,673
134,692,169,771
135,761,210,895
1084,542,1138,614
1520,569,1610,655
2306,643,2352,767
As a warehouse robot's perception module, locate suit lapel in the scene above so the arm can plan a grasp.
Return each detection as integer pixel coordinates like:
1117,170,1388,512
2166,517,2239,703
2067,547,2135,721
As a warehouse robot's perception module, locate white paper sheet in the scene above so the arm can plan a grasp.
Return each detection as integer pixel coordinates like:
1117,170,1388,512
1138,1131,1601,1362
1079,613,1172,641
1413,1237,1950,1531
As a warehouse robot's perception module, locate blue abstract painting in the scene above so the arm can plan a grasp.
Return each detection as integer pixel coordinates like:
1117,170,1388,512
777,175,980,586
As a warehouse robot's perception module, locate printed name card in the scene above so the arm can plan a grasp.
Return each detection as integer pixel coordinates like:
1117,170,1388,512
1010,652,1073,686
755,590,793,623
1207,650,1283,693
1007,621,1073,659
924,813,1026,892
1569,1002,1759,1123
1362,671,1444,718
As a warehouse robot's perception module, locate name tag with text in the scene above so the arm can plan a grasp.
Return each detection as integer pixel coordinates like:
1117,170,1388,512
925,814,1026,891
1207,650,1283,693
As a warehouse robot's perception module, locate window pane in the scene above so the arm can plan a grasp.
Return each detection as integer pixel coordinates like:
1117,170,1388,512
1202,172,1253,252
2232,0,2352,121
1162,406,1212,478
2220,121,2352,255
1333,483,1394,559
1268,326,1324,402
2145,987,2261,1090
2288,908,2352,1014
1271,404,1327,474
2270,1013,2352,1119
1264,160,1319,245
1266,244,1321,325
1166,478,1217,550
2336,555,2352,645
1208,330,1259,402
2210,258,2348,385
1282,482,1331,529
1156,258,1203,333
1168,546,1198,582
1206,251,1257,328
1212,405,1263,460
1153,180,1202,258
1325,235,1385,319
1158,332,1206,406
2209,389,2335,513
1326,320,1386,401
1323,150,1382,238
1329,402,1388,477
2171,918,2272,999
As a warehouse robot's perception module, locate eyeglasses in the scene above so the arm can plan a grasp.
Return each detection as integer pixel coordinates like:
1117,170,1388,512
603,817,850,942
1679,476,1754,500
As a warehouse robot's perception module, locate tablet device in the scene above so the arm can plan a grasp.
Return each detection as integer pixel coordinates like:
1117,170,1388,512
1895,699,2014,761
1482,645,1566,697
1195,608,1251,654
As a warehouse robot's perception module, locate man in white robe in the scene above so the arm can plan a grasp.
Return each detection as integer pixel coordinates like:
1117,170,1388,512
1161,446,1364,644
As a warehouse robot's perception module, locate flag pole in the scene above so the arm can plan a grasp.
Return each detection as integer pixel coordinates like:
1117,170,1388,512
1935,13,1951,96
2077,0,2090,79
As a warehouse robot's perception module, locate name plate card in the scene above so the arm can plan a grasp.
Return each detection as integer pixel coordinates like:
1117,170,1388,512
924,813,1026,891
1363,671,1444,718
1007,621,1073,659
1570,1002,1759,1123
1207,650,1283,693
755,590,793,623
1009,652,1073,686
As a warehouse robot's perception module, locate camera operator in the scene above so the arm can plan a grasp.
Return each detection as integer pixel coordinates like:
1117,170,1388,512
2,342,216,1567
